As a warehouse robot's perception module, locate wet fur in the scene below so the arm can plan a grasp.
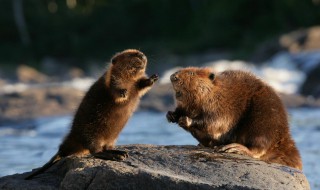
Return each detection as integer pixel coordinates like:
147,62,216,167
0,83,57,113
167,67,302,170
25,49,158,179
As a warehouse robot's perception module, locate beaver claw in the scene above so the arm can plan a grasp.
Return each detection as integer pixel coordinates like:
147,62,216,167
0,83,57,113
166,111,178,123
214,143,252,157
93,150,129,161
150,74,159,83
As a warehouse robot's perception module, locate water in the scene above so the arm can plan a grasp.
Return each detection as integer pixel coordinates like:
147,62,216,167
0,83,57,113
0,110,319,189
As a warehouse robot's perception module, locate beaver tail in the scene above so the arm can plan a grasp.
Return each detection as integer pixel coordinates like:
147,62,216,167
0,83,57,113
24,153,62,180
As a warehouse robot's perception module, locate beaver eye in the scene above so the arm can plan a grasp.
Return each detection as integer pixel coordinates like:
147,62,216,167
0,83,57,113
111,58,117,64
209,73,215,80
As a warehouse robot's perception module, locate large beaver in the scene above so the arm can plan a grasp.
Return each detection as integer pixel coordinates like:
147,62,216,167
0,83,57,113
167,67,302,170
25,49,158,179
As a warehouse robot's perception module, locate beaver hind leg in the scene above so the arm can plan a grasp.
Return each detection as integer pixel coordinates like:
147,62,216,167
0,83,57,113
92,150,129,161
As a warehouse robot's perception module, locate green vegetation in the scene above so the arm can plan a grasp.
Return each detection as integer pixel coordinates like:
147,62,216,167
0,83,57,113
1,0,320,65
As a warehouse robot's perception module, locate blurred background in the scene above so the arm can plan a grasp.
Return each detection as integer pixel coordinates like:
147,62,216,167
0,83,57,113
0,0,320,189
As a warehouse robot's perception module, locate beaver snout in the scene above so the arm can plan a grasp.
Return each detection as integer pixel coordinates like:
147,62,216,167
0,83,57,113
137,54,147,63
133,52,147,62
141,55,147,61
170,73,179,82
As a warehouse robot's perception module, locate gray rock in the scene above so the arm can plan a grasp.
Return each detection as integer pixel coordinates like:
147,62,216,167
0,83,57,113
0,145,310,190
16,65,48,83
0,86,84,125
280,26,320,53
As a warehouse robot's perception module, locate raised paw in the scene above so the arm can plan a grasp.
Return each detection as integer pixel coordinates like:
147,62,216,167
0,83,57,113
93,150,129,161
149,74,159,84
166,111,178,123
178,116,192,128
214,143,252,157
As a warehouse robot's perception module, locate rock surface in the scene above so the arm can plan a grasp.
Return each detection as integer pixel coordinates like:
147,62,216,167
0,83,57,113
0,145,310,190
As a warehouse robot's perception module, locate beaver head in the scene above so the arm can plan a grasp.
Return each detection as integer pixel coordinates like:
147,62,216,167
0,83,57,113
170,67,216,109
105,49,148,103
110,49,147,82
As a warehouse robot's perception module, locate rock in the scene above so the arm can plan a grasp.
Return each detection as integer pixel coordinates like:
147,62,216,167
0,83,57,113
0,79,6,88
16,65,48,83
279,93,320,108
0,86,84,125
280,26,320,53
0,145,310,190
68,67,85,79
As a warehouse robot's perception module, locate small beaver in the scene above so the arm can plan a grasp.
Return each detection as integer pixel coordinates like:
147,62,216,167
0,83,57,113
167,67,302,170
25,49,159,180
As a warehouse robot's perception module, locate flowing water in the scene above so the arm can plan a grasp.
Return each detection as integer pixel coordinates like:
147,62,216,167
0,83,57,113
0,109,319,189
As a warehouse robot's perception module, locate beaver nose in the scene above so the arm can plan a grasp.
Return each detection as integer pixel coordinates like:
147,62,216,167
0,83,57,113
134,52,147,61
141,55,147,61
170,73,178,82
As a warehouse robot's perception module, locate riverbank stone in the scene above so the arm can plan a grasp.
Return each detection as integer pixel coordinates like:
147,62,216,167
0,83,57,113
0,145,310,190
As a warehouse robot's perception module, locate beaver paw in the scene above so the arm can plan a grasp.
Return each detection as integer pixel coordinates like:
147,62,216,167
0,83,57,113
149,74,159,83
166,111,178,123
114,89,128,103
93,150,129,161
138,75,159,89
119,89,127,98
178,116,192,128
214,143,252,156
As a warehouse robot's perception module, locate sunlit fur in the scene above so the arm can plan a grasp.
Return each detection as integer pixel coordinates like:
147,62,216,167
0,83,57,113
169,67,302,170
25,49,157,180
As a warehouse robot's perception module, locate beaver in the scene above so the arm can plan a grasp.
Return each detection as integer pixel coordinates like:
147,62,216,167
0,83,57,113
166,67,302,170
25,49,159,180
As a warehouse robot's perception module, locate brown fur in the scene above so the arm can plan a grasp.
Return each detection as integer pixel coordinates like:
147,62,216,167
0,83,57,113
167,67,302,170
25,49,158,179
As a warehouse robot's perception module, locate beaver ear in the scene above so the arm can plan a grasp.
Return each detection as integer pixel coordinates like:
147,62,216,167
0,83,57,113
209,73,215,80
